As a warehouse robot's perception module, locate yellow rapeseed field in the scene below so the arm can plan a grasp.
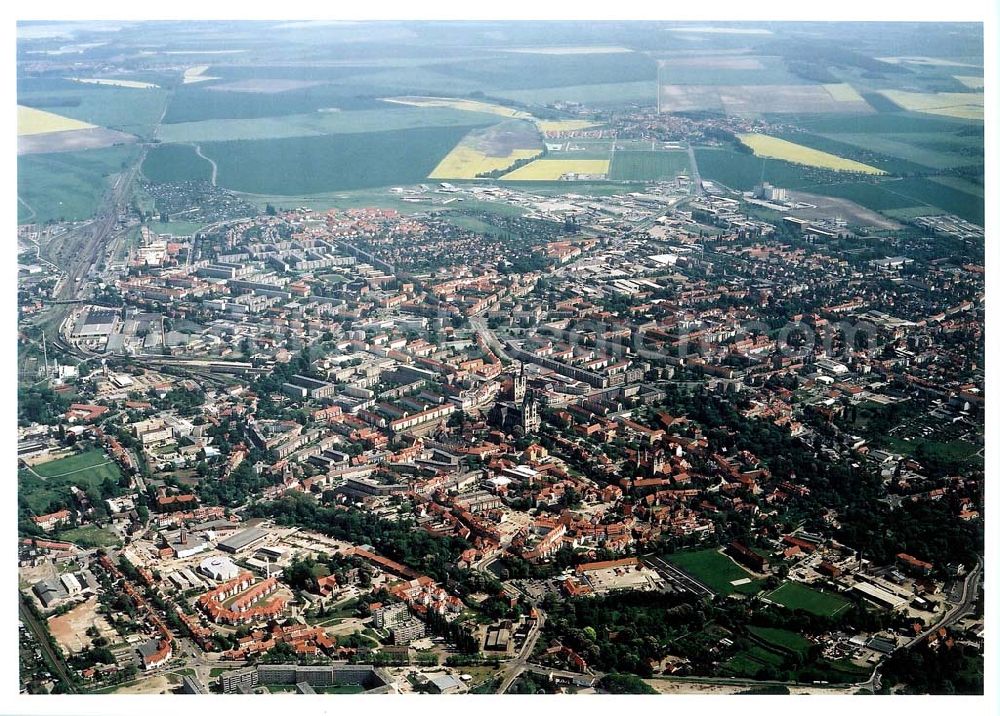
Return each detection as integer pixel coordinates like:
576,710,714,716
183,65,218,84
68,77,160,89
737,134,886,175
879,89,983,120
536,119,601,133
501,159,611,180
954,76,984,90
385,96,602,133
429,146,542,180
823,83,864,102
17,106,96,136
383,96,532,120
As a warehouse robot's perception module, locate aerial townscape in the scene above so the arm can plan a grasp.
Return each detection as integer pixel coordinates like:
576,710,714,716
14,18,987,702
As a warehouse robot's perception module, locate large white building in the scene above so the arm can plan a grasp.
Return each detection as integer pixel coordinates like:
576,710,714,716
199,555,240,582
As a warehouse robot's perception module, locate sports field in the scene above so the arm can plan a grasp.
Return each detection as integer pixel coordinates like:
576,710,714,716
32,449,119,479
763,581,851,617
665,548,763,596
738,134,886,174
20,449,123,513
17,105,96,135
501,158,610,180
877,90,984,121
58,525,122,548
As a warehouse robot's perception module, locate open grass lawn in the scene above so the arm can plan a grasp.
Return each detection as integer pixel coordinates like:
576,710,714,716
665,548,763,596
720,645,786,677
764,581,852,618
20,449,122,513
56,525,121,548
882,436,983,468
609,150,690,180
747,626,813,658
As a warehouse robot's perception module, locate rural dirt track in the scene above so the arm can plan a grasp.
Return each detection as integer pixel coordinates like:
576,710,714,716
193,143,218,186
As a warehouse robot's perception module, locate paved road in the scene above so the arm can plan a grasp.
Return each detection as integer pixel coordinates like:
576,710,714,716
901,558,982,652
496,610,546,693
686,144,703,195
852,558,983,694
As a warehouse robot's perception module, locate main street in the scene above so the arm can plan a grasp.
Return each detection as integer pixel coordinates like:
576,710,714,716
496,609,546,693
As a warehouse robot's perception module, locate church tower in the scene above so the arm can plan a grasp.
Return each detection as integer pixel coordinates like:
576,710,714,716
513,362,527,402
521,392,540,434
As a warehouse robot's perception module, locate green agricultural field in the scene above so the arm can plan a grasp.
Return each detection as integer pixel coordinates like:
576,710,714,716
794,181,922,211
156,106,500,144
747,626,813,658
20,449,123,513
929,175,984,198
693,147,819,191
787,112,982,135
57,525,121,548
18,145,139,224
142,144,213,183
763,581,851,618
497,81,658,107
609,150,691,180
163,83,402,124
432,51,658,90
698,143,979,221
19,87,169,139
199,126,472,195
665,548,763,596
881,177,984,226
774,132,928,175
657,55,808,86
816,132,983,171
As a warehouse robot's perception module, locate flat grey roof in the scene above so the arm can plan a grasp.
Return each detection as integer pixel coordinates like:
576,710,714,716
218,527,269,551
